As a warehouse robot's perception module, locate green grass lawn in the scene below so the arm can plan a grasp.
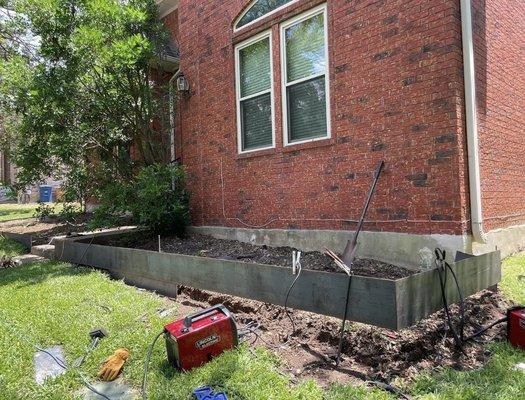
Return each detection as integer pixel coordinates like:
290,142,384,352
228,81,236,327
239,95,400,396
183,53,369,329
0,239,523,400
0,203,40,222
0,203,70,223
0,235,27,256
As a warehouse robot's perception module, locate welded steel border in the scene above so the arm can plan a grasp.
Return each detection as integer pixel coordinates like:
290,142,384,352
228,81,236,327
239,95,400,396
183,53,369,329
54,238,501,330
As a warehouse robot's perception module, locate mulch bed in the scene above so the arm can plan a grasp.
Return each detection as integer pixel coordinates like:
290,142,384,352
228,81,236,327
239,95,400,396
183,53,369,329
93,232,418,280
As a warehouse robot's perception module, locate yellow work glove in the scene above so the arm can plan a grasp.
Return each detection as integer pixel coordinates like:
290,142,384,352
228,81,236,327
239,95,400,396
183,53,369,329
97,348,130,381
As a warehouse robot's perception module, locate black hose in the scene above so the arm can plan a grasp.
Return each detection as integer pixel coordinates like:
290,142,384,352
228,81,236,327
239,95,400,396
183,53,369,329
142,330,164,400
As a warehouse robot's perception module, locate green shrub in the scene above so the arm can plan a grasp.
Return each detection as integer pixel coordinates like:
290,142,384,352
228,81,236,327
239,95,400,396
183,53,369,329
88,164,189,236
131,164,190,236
88,180,131,229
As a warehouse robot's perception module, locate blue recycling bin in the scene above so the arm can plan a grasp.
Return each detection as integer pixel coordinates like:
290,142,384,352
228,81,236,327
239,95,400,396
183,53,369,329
39,186,53,203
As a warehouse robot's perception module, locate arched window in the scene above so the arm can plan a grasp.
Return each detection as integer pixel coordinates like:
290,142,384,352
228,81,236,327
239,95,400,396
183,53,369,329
235,0,297,30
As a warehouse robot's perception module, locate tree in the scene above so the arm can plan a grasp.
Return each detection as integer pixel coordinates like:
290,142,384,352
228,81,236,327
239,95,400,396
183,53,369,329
0,0,172,208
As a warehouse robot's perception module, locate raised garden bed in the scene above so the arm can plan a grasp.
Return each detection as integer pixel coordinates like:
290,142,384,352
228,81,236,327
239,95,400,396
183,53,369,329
90,232,417,279
55,230,501,330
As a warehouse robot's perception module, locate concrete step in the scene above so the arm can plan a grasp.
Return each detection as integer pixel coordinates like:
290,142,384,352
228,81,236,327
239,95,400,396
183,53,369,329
12,254,46,266
31,244,55,259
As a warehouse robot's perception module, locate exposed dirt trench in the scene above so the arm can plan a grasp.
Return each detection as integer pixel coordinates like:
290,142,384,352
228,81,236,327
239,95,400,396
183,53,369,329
169,285,513,387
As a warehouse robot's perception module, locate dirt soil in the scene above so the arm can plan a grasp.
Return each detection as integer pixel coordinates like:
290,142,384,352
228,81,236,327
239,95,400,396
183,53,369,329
94,232,418,280
0,216,91,245
165,285,513,388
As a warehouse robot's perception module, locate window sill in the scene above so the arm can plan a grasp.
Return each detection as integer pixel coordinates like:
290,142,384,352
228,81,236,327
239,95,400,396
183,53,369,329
235,137,335,161
282,137,334,153
236,147,277,160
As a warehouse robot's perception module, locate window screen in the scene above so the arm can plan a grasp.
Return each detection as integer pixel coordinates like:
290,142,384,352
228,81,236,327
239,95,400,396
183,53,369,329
236,0,294,29
237,35,273,152
283,10,328,143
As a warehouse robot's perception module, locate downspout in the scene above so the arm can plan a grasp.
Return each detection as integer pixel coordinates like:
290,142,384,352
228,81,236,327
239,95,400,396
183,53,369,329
460,0,486,243
168,68,182,164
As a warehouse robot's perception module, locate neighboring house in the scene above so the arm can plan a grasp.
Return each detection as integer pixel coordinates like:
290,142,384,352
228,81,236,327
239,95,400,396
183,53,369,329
155,0,524,265
0,150,62,203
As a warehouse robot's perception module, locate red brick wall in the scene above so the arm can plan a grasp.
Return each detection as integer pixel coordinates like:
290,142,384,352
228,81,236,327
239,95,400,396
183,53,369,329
166,0,472,235
472,0,525,232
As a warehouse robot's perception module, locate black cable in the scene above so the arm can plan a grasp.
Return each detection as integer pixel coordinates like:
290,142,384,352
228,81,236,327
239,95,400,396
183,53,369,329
35,346,67,369
367,380,411,400
35,341,111,400
463,316,508,342
78,373,112,400
447,262,466,342
0,311,111,400
284,261,302,337
142,330,164,400
435,249,464,349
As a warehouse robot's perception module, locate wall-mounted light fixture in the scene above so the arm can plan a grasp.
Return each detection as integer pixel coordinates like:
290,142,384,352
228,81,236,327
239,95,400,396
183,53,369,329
176,73,190,92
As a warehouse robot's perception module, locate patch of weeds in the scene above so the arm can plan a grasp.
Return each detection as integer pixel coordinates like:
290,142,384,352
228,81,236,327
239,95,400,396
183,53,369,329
33,201,56,221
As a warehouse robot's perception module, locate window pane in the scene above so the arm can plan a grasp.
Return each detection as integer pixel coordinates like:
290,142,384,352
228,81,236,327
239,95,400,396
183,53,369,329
285,13,325,83
237,0,294,29
239,37,271,98
241,93,273,150
287,76,327,142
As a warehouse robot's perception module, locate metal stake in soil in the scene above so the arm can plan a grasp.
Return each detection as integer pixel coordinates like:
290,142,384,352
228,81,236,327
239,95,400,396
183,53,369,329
335,161,384,366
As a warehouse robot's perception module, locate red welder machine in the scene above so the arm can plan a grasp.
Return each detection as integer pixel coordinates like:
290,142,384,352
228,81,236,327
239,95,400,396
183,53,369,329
508,306,525,350
164,304,238,371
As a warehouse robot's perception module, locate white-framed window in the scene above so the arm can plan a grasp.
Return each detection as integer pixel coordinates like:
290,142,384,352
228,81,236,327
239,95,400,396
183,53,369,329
280,4,330,146
235,30,275,153
235,0,300,31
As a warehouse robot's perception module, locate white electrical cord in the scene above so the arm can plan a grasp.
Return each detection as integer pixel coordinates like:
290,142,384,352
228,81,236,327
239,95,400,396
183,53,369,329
284,251,302,337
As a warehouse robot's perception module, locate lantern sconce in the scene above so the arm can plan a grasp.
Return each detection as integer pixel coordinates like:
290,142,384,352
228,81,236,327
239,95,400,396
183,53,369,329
176,73,190,92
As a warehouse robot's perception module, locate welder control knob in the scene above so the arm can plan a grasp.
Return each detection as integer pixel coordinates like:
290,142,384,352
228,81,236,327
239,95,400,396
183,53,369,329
183,316,192,328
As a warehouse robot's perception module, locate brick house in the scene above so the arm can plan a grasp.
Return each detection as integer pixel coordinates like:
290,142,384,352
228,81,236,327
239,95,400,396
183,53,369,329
156,0,524,266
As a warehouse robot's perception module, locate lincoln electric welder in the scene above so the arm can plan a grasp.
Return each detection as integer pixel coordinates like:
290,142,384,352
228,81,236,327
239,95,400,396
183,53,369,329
164,305,238,371
508,306,525,350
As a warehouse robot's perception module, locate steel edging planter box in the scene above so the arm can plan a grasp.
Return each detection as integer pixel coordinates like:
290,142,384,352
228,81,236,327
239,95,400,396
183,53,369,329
54,237,501,330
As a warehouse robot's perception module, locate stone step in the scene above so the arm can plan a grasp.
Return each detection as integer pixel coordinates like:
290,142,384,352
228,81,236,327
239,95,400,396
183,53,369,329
31,244,55,259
